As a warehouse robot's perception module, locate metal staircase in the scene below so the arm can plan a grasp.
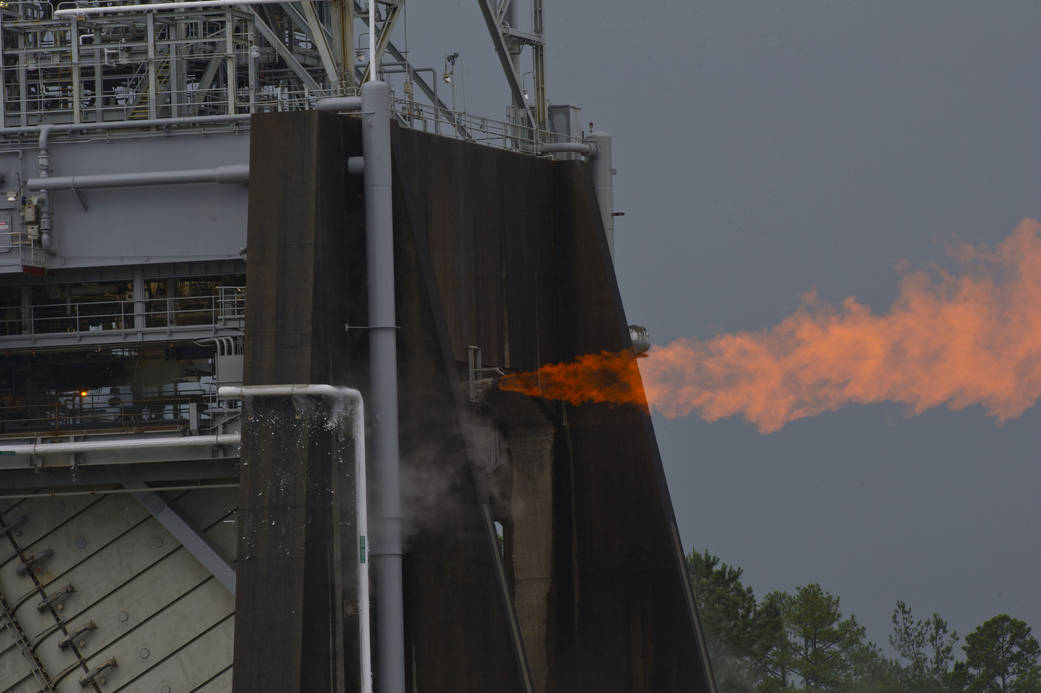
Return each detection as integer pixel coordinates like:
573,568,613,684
129,24,172,121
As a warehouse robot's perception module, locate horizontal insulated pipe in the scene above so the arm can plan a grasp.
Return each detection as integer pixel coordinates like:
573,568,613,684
538,142,597,156
218,384,354,399
0,433,240,456
316,97,364,113
26,164,249,191
0,113,251,142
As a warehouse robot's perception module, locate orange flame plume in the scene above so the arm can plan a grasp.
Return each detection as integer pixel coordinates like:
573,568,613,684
499,220,1041,432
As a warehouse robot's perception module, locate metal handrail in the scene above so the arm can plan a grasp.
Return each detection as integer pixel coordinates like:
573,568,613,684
0,3,579,155
0,394,199,434
0,289,245,337
388,96,582,152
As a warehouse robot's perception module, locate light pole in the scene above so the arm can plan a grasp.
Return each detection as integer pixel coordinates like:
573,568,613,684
443,52,458,112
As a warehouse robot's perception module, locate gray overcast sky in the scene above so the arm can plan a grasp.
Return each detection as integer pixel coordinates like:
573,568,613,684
399,2,1041,650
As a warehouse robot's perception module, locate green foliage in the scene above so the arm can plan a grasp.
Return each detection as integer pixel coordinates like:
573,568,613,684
889,600,958,692
685,547,1040,693
687,550,770,692
778,583,872,691
687,550,760,657
687,551,882,692
959,614,1041,692
754,591,792,689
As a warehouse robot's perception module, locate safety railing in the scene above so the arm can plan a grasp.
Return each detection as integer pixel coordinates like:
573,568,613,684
388,96,585,154
216,285,244,319
0,289,245,337
0,1,583,156
0,228,47,273
0,394,198,436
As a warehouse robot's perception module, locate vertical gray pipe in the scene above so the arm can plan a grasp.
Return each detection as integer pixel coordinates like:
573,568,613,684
37,124,54,254
588,132,615,261
363,79,405,693
20,287,31,334
505,1,523,106
133,267,146,330
166,279,176,327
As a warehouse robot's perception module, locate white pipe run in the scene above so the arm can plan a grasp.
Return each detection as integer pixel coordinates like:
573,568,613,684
538,142,597,156
54,0,329,17
315,96,363,113
0,433,240,456
370,3,377,83
217,384,372,693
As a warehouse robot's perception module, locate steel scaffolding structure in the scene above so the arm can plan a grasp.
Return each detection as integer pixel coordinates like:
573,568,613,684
0,4,707,693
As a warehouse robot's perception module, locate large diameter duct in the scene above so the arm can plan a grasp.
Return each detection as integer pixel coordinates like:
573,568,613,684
25,164,248,190
362,80,406,693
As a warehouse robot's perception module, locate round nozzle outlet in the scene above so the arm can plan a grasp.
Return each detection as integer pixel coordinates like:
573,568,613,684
629,325,650,354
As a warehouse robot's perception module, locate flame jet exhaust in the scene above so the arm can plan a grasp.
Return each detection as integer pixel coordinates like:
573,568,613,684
499,220,1041,432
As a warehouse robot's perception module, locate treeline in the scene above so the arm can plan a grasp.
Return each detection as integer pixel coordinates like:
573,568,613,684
687,549,1041,692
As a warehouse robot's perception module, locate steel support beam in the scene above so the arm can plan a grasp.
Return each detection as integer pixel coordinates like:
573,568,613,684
383,42,470,140
0,460,238,490
147,13,159,119
126,481,237,595
225,8,237,113
359,0,403,84
249,9,322,92
331,0,354,86
70,18,81,124
495,0,512,24
532,0,547,125
193,54,226,116
276,1,318,40
344,1,469,138
475,0,536,130
300,1,340,85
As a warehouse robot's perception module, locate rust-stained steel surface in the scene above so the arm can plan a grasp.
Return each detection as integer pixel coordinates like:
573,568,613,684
240,111,715,693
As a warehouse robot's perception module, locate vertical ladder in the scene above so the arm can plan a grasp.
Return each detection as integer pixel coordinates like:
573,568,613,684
0,589,56,692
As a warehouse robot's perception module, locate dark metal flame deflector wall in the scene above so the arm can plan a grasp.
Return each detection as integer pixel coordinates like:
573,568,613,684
238,110,716,693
